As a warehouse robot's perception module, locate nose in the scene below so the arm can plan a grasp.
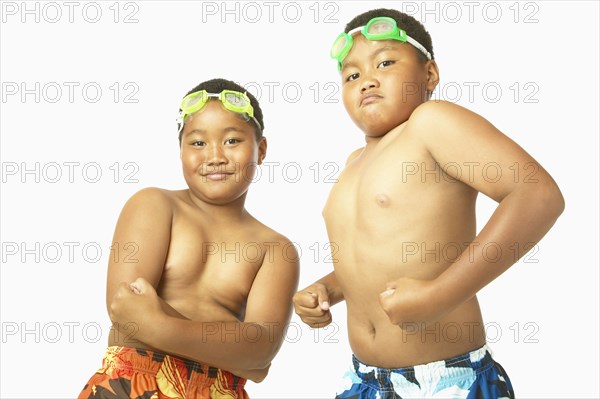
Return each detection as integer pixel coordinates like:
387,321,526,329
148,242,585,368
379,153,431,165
360,71,379,93
206,144,228,166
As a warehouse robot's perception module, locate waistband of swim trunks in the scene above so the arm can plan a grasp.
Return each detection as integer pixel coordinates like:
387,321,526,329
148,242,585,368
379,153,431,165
100,346,246,388
352,344,495,384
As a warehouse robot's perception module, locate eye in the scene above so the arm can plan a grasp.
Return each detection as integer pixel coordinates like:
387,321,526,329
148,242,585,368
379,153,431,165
191,141,206,147
225,138,240,145
345,73,360,82
378,60,395,68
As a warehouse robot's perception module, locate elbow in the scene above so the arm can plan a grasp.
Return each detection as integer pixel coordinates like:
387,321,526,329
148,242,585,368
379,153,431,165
238,350,274,371
237,328,282,370
250,357,273,371
249,342,280,370
540,179,565,220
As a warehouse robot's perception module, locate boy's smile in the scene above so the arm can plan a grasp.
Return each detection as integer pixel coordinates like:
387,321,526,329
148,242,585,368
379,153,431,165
341,35,438,138
179,100,266,205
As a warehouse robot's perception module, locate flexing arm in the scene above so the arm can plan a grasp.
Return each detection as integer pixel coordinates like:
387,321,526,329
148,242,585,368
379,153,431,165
293,148,360,328
380,101,565,325
293,271,345,328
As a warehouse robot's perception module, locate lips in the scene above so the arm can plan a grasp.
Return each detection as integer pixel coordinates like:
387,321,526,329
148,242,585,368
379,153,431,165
202,171,234,181
360,93,383,106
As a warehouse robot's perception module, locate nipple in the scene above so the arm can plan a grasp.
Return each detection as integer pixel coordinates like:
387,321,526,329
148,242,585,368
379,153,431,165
375,194,390,207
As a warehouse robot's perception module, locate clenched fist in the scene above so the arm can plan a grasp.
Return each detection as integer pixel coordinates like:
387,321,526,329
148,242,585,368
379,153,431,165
293,283,332,328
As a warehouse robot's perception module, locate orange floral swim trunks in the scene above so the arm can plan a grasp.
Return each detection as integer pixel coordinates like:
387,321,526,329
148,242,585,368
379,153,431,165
78,346,248,399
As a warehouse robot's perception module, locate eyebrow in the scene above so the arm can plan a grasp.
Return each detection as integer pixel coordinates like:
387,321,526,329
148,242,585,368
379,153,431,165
185,126,248,136
341,45,402,71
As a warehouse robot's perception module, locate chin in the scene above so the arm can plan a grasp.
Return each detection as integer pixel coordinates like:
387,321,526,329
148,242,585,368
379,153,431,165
365,117,410,136
356,115,398,135
205,190,246,204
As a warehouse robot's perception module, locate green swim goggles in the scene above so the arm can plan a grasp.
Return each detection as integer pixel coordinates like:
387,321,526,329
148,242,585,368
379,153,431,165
176,89,261,134
330,16,432,71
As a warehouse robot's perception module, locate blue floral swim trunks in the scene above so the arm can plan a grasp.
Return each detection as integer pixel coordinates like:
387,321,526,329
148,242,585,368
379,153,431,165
336,344,513,398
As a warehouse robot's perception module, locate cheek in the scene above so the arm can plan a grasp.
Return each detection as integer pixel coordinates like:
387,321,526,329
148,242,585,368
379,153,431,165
392,73,428,100
229,146,258,166
180,149,202,168
342,87,359,117
242,163,258,181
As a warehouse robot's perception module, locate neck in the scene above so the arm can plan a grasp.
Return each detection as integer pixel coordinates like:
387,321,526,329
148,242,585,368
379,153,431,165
186,190,250,222
364,134,384,148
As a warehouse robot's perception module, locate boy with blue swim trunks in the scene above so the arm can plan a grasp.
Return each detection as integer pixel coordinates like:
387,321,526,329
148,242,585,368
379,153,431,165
293,8,564,398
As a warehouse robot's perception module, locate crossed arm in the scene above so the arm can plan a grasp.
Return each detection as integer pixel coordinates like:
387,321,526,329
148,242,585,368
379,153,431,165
105,188,300,381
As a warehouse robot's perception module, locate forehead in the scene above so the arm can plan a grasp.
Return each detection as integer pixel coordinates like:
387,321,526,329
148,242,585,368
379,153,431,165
183,100,254,134
343,35,414,68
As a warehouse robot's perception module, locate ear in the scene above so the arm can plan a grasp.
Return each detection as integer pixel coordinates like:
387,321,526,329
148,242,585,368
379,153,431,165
257,137,267,165
425,59,440,95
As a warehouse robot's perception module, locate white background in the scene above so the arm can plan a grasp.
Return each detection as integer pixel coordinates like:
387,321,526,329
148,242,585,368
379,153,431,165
1,1,598,397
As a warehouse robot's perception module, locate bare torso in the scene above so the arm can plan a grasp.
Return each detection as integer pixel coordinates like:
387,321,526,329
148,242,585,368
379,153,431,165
323,124,486,368
108,189,280,349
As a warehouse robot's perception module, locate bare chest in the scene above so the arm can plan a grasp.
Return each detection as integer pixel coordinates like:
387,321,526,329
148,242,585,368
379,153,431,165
160,214,265,319
323,139,443,230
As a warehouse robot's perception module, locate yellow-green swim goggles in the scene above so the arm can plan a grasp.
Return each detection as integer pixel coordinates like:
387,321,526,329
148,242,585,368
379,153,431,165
330,16,432,71
176,90,261,134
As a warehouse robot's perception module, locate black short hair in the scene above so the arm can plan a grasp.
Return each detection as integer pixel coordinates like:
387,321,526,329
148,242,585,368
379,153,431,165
178,78,264,144
345,8,434,62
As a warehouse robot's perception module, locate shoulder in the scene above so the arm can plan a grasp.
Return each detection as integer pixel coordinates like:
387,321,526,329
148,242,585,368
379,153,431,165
251,222,300,267
260,231,300,282
405,100,492,143
413,99,467,114
120,187,175,221
409,100,485,129
345,147,365,165
124,187,172,206
256,223,296,252
111,188,176,243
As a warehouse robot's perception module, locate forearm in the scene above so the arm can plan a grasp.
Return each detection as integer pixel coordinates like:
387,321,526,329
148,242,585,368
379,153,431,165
315,271,345,305
142,316,282,370
158,297,189,320
437,184,564,308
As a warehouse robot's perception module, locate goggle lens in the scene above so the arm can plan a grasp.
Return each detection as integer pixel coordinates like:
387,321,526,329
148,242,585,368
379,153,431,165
182,92,205,110
366,19,395,36
224,92,246,108
331,33,349,58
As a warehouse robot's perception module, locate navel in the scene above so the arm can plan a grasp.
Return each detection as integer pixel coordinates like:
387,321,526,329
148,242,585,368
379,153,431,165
375,194,390,207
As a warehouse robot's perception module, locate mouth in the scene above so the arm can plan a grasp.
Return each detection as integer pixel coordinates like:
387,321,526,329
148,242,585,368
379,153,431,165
201,172,235,181
360,94,383,107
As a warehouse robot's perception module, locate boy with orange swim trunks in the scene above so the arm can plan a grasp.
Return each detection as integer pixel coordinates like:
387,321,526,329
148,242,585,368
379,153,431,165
79,78,299,398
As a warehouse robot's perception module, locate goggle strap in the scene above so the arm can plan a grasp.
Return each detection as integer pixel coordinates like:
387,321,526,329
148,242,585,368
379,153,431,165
347,26,363,36
176,110,184,134
406,36,432,60
250,116,262,131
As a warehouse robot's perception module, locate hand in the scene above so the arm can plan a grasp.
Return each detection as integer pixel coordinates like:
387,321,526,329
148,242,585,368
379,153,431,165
379,277,441,326
293,283,332,328
109,277,162,339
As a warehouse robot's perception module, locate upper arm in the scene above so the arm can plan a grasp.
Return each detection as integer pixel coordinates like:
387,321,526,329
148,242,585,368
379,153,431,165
243,236,300,339
106,188,173,311
411,100,561,203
